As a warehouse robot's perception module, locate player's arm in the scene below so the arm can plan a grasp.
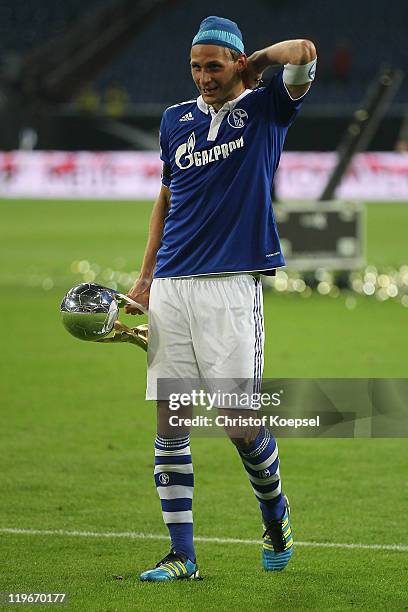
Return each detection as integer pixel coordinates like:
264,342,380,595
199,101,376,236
245,39,317,98
126,184,171,313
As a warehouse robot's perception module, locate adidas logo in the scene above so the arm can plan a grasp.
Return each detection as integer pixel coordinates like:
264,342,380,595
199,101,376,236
179,112,194,122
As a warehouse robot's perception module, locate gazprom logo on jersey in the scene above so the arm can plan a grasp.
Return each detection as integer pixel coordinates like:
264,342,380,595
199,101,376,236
175,131,244,170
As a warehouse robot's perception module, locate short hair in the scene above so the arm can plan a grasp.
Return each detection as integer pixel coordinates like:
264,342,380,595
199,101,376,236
228,49,242,62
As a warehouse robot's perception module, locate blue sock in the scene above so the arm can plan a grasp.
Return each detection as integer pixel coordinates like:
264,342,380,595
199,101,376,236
154,434,195,562
237,426,285,523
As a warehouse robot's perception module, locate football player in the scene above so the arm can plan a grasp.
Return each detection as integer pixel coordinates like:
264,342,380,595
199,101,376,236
127,15,316,580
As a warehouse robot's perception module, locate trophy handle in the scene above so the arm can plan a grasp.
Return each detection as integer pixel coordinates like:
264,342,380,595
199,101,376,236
109,290,148,314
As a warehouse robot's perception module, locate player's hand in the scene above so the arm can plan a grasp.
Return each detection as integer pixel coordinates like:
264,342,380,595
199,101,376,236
126,278,151,314
242,56,263,89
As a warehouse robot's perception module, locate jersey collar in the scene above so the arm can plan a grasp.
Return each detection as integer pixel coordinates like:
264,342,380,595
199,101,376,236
197,88,252,115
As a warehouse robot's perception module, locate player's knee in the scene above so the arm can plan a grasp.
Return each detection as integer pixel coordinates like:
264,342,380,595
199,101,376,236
224,424,260,448
228,434,256,449
220,409,260,447
156,400,192,437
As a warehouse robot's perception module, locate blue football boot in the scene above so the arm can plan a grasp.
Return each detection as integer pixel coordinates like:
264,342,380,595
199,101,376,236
140,549,200,582
262,496,294,571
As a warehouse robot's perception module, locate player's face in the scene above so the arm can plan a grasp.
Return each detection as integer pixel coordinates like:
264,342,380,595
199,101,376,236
190,45,246,111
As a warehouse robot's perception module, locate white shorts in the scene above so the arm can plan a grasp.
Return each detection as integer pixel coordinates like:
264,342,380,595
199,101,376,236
146,274,264,401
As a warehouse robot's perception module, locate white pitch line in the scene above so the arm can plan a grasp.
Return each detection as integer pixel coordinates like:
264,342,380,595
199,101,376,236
1,528,407,552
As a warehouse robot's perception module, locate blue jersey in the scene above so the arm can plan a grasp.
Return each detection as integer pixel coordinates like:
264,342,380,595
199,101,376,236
154,69,307,278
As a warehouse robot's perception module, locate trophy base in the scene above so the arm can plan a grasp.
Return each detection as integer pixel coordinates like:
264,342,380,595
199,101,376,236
97,321,148,351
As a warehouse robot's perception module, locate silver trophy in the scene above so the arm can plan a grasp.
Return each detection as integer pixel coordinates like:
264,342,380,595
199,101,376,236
60,283,148,351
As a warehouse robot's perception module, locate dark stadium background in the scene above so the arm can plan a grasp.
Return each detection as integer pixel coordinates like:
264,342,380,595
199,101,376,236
0,0,407,151
0,2,407,611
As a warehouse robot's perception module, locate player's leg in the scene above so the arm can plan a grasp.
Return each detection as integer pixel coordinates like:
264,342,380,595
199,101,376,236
224,415,293,571
220,405,285,522
141,279,200,581
190,275,293,571
154,400,195,564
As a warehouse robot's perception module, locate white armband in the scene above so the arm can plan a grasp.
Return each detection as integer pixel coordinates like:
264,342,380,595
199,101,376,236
283,58,317,85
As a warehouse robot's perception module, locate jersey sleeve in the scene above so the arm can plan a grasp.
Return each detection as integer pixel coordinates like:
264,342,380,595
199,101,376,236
159,111,171,187
261,68,309,127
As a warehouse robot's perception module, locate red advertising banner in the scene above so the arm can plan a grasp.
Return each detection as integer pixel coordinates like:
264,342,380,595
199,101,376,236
0,151,407,200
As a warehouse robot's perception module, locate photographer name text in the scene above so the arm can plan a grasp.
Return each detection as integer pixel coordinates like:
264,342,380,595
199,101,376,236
168,415,320,429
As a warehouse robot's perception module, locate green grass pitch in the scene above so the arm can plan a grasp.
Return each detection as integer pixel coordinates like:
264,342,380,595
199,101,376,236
0,200,407,611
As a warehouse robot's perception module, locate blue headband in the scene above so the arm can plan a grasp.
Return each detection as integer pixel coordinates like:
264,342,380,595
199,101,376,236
192,16,244,54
